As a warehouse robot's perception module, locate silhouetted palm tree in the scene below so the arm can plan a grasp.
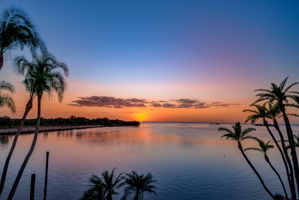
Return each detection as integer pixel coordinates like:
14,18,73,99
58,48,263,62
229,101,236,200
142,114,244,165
284,134,299,149
218,122,275,199
100,169,123,200
292,134,299,148
244,104,295,199
0,57,38,196
7,53,68,200
0,7,46,70
245,138,288,199
0,81,15,112
80,175,105,200
267,102,296,199
121,171,157,200
254,77,299,194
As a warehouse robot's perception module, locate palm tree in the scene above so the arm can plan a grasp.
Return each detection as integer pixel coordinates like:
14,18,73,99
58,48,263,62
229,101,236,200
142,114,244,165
80,175,105,200
0,7,46,70
0,56,38,196
283,134,299,149
245,138,288,199
0,81,15,112
218,122,275,199
244,104,295,199
121,171,157,200
80,169,123,200
100,169,123,200
7,53,68,200
292,134,299,148
267,102,297,199
254,77,299,194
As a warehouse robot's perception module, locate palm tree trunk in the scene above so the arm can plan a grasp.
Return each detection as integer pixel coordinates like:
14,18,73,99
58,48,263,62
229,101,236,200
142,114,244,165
106,193,113,200
265,154,289,199
264,119,296,199
238,142,275,199
0,53,3,71
0,97,33,197
133,191,139,200
7,95,42,200
281,109,299,195
273,119,296,199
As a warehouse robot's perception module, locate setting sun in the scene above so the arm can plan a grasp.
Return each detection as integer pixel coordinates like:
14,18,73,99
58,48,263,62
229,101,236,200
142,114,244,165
134,113,147,122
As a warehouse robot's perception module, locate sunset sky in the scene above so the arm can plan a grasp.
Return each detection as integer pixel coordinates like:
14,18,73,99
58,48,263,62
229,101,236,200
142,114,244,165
0,0,299,122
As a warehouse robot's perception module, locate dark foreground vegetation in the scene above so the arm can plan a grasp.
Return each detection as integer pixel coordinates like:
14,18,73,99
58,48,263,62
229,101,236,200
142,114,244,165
80,169,157,200
219,77,299,200
0,116,140,128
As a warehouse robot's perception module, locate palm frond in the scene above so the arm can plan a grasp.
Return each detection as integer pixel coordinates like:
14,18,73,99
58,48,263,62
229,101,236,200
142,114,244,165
218,127,233,134
0,81,14,92
244,147,262,152
0,93,16,112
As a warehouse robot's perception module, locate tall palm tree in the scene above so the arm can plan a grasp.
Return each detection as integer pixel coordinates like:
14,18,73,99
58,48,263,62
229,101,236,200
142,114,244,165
0,7,46,70
218,122,275,199
0,81,15,112
121,171,157,200
254,77,299,194
283,134,299,149
80,175,105,200
267,102,297,199
245,138,288,199
0,56,38,196
292,134,299,148
244,104,295,199
7,53,68,200
100,169,123,200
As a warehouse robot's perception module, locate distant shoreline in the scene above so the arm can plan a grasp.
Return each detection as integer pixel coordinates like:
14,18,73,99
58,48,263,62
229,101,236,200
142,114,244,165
142,121,299,126
0,116,140,135
0,124,141,136
0,125,105,135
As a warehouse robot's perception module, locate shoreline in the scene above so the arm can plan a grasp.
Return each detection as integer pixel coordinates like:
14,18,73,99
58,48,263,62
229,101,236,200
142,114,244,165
0,125,106,136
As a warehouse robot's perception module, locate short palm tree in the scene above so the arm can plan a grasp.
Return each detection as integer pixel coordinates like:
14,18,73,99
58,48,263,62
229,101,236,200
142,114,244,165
218,122,275,199
244,103,295,199
80,175,105,200
254,77,299,194
0,7,46,70
245,139,288,199
100,169,123,200
121,171,157,200
0,57,38,196
7,53,68,200
0,81,15,112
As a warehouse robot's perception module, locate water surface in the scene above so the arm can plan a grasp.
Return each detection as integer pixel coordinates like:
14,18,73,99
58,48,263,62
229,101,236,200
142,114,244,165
0,123,291,199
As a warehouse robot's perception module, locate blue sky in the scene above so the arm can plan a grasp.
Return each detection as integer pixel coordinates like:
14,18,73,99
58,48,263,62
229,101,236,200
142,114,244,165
1,0,299,83
0,0,299,121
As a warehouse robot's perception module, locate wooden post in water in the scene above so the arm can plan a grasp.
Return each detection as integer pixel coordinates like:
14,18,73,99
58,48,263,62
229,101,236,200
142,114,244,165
30,174,36,200
43,151,49,200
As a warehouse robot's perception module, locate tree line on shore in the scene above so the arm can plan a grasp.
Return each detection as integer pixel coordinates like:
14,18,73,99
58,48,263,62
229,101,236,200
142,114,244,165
0,116,140,128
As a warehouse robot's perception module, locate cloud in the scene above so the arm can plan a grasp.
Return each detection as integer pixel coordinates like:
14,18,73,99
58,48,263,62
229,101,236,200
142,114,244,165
71,96,239,109
175,98,209,108
210,102,240,107
70,96,147,108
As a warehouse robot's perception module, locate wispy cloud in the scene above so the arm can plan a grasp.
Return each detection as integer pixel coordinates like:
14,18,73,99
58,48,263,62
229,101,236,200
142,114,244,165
70,96,147,108
70,96,239,109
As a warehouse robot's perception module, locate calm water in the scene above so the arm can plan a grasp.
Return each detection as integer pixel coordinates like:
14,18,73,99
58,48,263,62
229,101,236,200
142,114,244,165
0,122,293,200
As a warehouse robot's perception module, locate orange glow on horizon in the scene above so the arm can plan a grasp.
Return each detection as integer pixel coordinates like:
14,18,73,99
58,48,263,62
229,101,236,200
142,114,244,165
133,113,148,122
